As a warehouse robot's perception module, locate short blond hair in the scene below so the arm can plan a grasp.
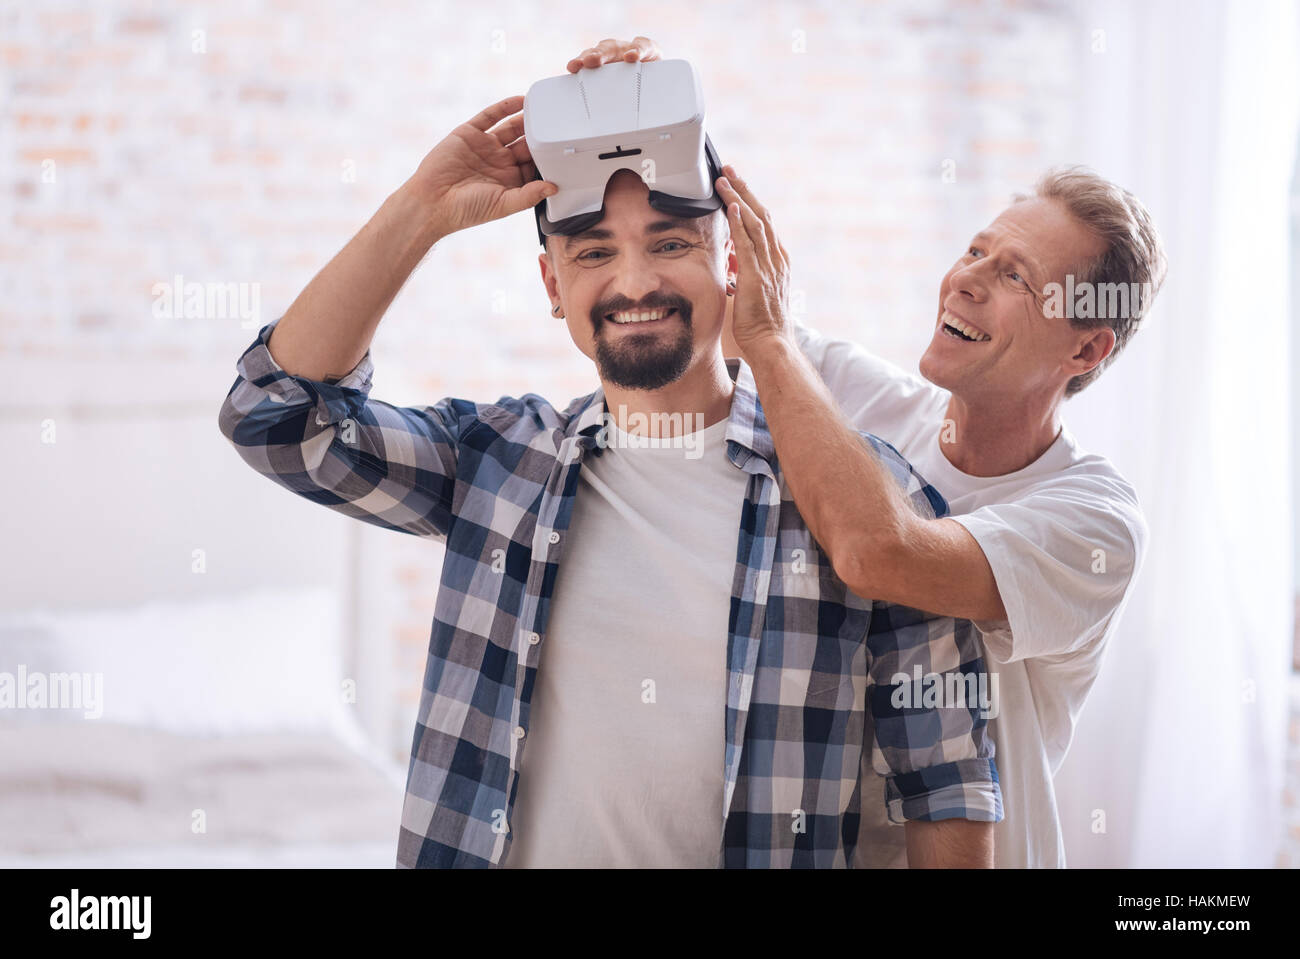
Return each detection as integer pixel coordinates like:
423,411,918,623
1015,166,1168,398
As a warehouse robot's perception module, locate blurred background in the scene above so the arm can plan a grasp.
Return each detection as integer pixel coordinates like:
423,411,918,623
0,0,1296,867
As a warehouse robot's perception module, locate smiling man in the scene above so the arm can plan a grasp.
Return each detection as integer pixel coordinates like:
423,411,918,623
714,165,1165,869
218,90,1004,868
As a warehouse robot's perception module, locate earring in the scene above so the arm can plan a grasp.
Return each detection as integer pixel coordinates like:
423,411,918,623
552,303,564,317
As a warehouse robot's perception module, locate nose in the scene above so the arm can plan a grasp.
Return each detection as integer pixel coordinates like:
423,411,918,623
949,258,989,303
608,249,669,307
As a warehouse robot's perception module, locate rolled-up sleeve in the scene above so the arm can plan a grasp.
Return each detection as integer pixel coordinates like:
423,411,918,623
857,433,1002,824
866,604,1003,824
217,317,464,538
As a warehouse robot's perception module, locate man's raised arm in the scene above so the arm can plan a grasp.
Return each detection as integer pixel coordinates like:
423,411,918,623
265,176,446,384
265,94,553,381
217,95,557,538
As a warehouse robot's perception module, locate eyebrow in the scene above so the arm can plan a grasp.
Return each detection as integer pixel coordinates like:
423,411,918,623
563,218,703,250
971,230,1045,284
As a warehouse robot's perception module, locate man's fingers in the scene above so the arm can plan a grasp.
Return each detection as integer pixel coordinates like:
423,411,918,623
498,179,557,220
722,197,770,292
568,37,662,72
568,39,618,71
718,176,774,272
504,134,534,168
721,165,775,229
565,50,592,72
490,113,526,147
720,166,786,270
629,36,661,61
468,95,524,133
619,37,660,61
566,48,601,72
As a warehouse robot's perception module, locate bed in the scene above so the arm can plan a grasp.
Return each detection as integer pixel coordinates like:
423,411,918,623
0,586,407,868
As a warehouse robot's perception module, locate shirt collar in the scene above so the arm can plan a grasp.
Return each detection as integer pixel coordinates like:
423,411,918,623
570,356,777,470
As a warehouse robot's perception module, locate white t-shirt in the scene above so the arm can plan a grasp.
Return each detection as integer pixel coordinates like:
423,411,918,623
503,415,748,867
795,323,1149,868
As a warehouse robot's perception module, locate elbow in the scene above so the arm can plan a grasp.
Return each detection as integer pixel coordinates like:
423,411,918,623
830,541,871,600
217,389,252,447
217,394,237,444
830,524,904,603
216,387,285,462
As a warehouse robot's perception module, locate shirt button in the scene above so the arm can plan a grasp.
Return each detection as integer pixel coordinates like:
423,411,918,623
514,726,526,739
547,531,560,544
527,632,540,645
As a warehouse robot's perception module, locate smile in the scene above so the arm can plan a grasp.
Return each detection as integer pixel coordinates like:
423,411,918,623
605,307,678,325
940,310,991,343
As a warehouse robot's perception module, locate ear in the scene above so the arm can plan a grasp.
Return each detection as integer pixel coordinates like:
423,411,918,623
538,250,560,302
1067,326,1117,376
721,293,744,360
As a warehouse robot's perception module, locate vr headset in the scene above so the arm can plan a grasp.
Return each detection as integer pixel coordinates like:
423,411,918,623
523,59,725,247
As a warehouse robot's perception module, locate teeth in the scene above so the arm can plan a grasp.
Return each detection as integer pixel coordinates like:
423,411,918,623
943,311,990,341
609,309,672,324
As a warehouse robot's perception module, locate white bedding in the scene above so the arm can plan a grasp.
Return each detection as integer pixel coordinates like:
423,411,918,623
0,722,405,868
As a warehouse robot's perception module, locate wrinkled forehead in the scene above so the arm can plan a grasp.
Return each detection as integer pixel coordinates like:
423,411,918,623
986,197,1105,280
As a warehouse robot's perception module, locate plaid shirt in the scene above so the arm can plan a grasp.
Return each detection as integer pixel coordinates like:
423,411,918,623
219,318,1003,868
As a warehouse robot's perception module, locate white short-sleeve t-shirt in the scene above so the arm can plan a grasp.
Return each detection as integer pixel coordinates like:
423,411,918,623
795,323,1149,868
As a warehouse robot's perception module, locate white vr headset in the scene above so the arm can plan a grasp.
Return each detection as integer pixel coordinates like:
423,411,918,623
523,58,725,246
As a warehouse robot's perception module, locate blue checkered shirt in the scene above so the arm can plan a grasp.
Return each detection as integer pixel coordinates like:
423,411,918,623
219,318,1003,867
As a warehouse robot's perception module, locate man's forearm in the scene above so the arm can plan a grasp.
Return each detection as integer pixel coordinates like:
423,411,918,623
744,335,1008,621
904,820,994,868
267,177,446,381
744,335,910,573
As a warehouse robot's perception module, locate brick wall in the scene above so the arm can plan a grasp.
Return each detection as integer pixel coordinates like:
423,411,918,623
0,0,1097,762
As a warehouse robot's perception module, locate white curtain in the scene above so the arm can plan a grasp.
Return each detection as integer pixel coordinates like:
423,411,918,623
1053,0,1298,866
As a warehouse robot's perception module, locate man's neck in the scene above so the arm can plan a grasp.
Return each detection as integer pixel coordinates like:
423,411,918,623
600,350,735,437
939,390,1063,477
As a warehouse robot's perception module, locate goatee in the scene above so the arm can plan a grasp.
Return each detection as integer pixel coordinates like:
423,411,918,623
593,307,694,391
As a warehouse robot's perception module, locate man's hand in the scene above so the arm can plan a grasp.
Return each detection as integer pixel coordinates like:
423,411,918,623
409,95,557,240
715,168,794,356
566,36,662,72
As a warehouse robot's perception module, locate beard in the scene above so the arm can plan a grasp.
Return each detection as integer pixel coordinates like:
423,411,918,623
592,302,694,391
